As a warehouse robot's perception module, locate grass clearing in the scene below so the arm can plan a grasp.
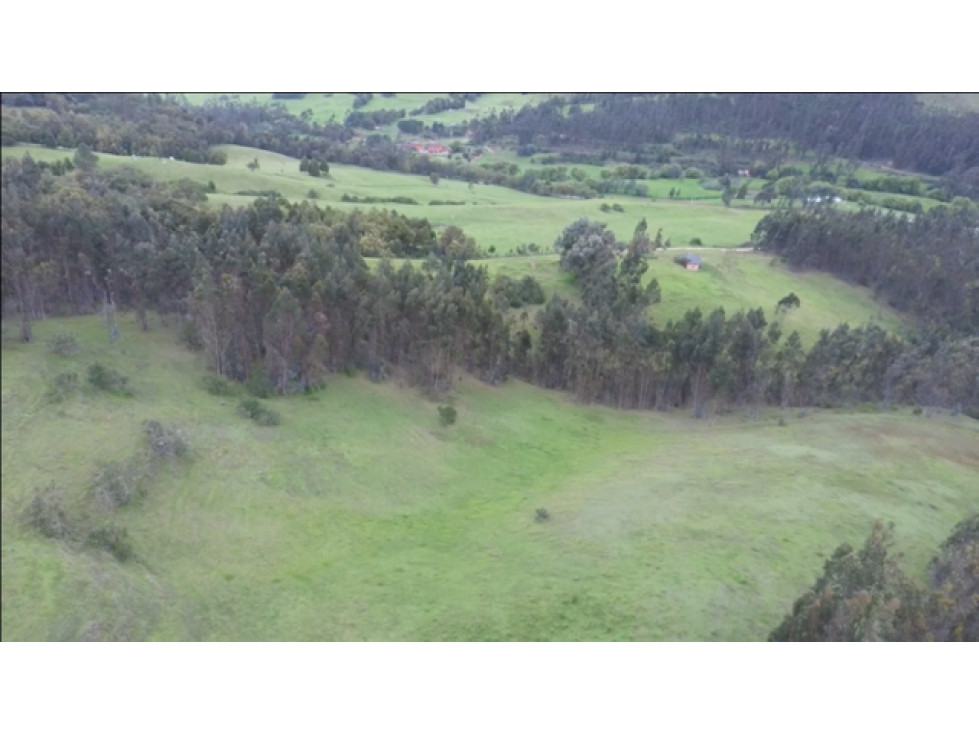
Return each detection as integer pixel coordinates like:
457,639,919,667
3,317,974,640
481,252,909,346
4,144,767,250
181,93,554,127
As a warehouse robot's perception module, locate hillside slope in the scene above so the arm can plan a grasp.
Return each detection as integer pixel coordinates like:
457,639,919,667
3,318,975,641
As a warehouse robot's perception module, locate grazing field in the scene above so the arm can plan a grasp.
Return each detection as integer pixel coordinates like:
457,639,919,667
3,144,767,249
181,93,554,127
483,252,910,346
2,318,975,641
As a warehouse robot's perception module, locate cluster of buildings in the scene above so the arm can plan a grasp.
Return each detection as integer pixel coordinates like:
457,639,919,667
405,141,452,155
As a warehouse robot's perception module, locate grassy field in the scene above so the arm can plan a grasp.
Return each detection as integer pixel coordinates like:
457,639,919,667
918,93,979,113
3,144,767,249
483,252,909,346
2,317,976,641
180,93,554,127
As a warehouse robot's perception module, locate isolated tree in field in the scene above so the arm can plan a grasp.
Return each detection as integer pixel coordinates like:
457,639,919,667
633,217,648,241
736,183,749,199
721,187,734,208
777,292,801,310
247,158,260,172
430,172,440,186
73,143,98,171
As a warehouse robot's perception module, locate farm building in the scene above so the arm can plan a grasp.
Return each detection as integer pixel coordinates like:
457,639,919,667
677,254,701,271
405,142,452,155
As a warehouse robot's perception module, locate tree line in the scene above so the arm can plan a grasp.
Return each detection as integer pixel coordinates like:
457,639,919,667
770,515,977,642
0,94,593,199
469,94,979,197
3,157,977,414
752,204,979,336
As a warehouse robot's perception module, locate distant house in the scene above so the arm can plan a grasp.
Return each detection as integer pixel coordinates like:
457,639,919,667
674,253,701,271
404,141,451,155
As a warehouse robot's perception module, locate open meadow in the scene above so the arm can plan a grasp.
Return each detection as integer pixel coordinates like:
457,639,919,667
3,144,767,249
482,252,910,346
2,317,976,641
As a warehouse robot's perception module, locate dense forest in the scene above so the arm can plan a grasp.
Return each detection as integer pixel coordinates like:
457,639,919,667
753,205,979,335
3,156,977,414
470,94,979,196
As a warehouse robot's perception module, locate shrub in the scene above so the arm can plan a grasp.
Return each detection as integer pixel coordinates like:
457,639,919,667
683,167,704,179
143,420,190,460
535,508,550,523
247,367,274,398
689,237,703,246
21,483,73,539
307,188,320,200
47,331,81,357
202,374,236,396
48,370,80,402
912,406,924,416
87,362,130,393
91,459,143,509
599,203,611,212
178,318,204,351
963,407,979,421
238,397,282,426
255,407,282,426
86,524,133,561
611,203,624,212
437,404,457,427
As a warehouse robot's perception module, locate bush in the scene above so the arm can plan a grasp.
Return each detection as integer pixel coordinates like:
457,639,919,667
21,483,73,539
255,408,282,426
689,237,703,246
307,188,320,200
683,167,704,179
178,318,204,351
48,370,80,402
46,331,81,357
963,407,979,421
437,404,457,427
86,524,133,561
91,459,143,509
237,397,281,426
912,406,924,416
87,362,130,393
535,507,550,523
143,420,190,460
246,368,274,398
202,374,236,396
611,203,624,212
